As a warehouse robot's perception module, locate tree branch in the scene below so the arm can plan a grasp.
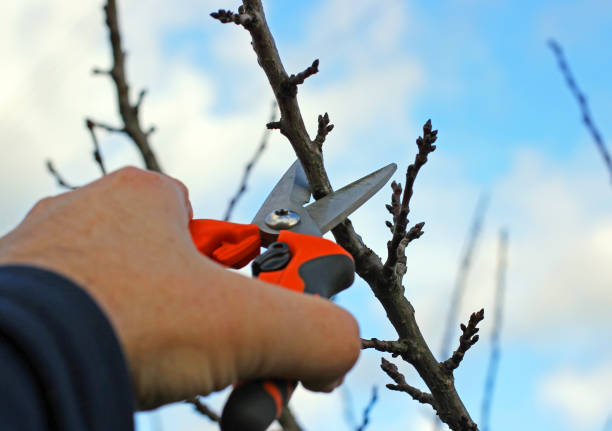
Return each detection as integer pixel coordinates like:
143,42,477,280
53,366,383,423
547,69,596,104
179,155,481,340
380,358,436,407
356,387,378,431
45,160,77,190
480,230,508,431
548,40,612,184
442,309,485,373
224,101,277,221
439,194,489,360
187,397,220,423
277,406,304,431
214,2,479,429
85,118,107,176
94,0,162,172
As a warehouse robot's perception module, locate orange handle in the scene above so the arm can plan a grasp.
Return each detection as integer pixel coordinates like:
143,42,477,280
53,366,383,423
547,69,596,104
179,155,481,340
257,230,355,297
189,219,261,268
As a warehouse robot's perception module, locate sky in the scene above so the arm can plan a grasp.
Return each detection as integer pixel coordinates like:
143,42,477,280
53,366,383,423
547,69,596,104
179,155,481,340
1,1,611,430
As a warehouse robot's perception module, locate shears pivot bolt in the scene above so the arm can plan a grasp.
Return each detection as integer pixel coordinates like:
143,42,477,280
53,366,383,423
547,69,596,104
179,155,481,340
265,208,300,230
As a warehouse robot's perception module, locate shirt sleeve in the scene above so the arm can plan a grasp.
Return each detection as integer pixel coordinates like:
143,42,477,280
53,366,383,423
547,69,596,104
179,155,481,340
0,265,134,431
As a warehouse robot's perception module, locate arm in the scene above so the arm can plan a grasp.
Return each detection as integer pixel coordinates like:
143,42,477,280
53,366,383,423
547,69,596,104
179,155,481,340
0,167,360,419
0,265,133,430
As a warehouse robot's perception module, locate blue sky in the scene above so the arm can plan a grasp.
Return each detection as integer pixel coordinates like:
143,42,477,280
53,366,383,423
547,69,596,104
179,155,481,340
1,1,611,430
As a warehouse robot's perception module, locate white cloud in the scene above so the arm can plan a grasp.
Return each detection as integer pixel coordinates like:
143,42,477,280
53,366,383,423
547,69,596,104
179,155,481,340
538,361,612,430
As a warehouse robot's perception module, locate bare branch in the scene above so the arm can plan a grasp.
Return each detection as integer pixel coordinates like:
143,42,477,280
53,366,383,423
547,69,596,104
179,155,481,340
384,120,437,275
281,59,319,97
361,338,409,357
217,2,479,429
481,230,508,431
224,101,277,221
45,160,77,190
85,118,107,176
278,406,304,431
381,358,436,407
187,397,220,423
548,40,612,184
210,7,255,28
313,112,334,148
442,309,485,372
356,387,378,431
97,0,162,172
439,193,489,360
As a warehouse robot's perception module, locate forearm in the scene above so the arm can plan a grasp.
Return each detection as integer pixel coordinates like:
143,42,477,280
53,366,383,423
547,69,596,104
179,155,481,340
0,265,134,431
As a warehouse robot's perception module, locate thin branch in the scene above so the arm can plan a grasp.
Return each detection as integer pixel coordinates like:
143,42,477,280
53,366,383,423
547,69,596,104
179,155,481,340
210,7,255,27
383,121,436,280
94,0,162,173
548,39,612,184
439,193,489,360
313,112,334,148
380,358,436,407
442,309,485,373
187,397,220,423
361,338,409,357
45,160,77,190
224,101,277,221
481,230,508,431
341,386,358,429
356,387,378,431
85,118,107,176
215,2,479,429
277,406,304,431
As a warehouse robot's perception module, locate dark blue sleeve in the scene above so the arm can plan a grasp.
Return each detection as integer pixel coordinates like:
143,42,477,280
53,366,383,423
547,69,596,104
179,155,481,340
0,265,134,431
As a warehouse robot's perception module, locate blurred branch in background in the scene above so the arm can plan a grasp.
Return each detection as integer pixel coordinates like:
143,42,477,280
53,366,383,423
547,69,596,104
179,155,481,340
356,387,378,431
439,194,489,360
277,406,304,431
433,194,488,430
224,101,278,221
480,230,508,431
548,39,612,184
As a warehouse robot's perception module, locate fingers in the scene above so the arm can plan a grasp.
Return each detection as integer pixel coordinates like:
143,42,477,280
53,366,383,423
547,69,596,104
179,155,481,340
196,266,361,393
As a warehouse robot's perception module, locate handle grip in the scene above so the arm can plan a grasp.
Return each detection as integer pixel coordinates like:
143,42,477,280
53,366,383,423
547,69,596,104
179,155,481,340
189,219,260,268
221,230,355,431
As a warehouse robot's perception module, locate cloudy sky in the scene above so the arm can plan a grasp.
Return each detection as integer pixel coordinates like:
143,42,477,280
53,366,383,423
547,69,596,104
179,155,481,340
1,0,611,430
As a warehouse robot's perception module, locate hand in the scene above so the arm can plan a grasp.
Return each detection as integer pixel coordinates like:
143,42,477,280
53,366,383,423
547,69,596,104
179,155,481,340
0,167,360,409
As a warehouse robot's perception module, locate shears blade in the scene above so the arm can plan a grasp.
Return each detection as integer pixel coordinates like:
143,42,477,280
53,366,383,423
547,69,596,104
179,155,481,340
305,162,397,234
252,160,397,245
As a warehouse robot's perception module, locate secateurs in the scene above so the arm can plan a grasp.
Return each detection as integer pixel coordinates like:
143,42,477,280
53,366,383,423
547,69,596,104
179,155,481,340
189,159,396,431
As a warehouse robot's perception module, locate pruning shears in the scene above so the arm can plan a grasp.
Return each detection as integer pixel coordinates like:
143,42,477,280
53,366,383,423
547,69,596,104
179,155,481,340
188,160,396,431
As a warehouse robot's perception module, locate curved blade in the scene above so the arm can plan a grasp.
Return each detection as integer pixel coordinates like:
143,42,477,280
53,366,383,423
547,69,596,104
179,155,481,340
305,163,397,234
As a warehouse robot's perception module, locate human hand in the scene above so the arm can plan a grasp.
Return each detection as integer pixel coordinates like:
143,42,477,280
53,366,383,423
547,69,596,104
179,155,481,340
0,167,360,409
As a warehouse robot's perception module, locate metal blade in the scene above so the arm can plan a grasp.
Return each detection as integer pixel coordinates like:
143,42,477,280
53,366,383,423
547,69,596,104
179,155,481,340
305,163,397,234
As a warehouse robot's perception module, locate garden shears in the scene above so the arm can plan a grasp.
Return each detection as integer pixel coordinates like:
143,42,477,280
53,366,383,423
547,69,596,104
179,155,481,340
188,159,396,431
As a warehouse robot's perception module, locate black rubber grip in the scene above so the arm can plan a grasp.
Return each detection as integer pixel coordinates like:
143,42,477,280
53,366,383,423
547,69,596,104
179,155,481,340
220,379,292,431
299,254,355,298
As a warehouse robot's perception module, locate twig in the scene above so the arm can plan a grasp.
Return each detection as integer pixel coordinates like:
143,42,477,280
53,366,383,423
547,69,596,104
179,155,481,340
85,118,107,176
278,406,304,431
361,338,409,357
187,397,220,423
313,112,334,148
45,160,77,190
480,230,508,431
341,386,358,429
384,120,437,277
442,309,484,372
93,0,162,173
224,101,277,221
548,39,612,184
439,194,489,360
213,2,479,429
356,387,378,431
380,358,436,407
